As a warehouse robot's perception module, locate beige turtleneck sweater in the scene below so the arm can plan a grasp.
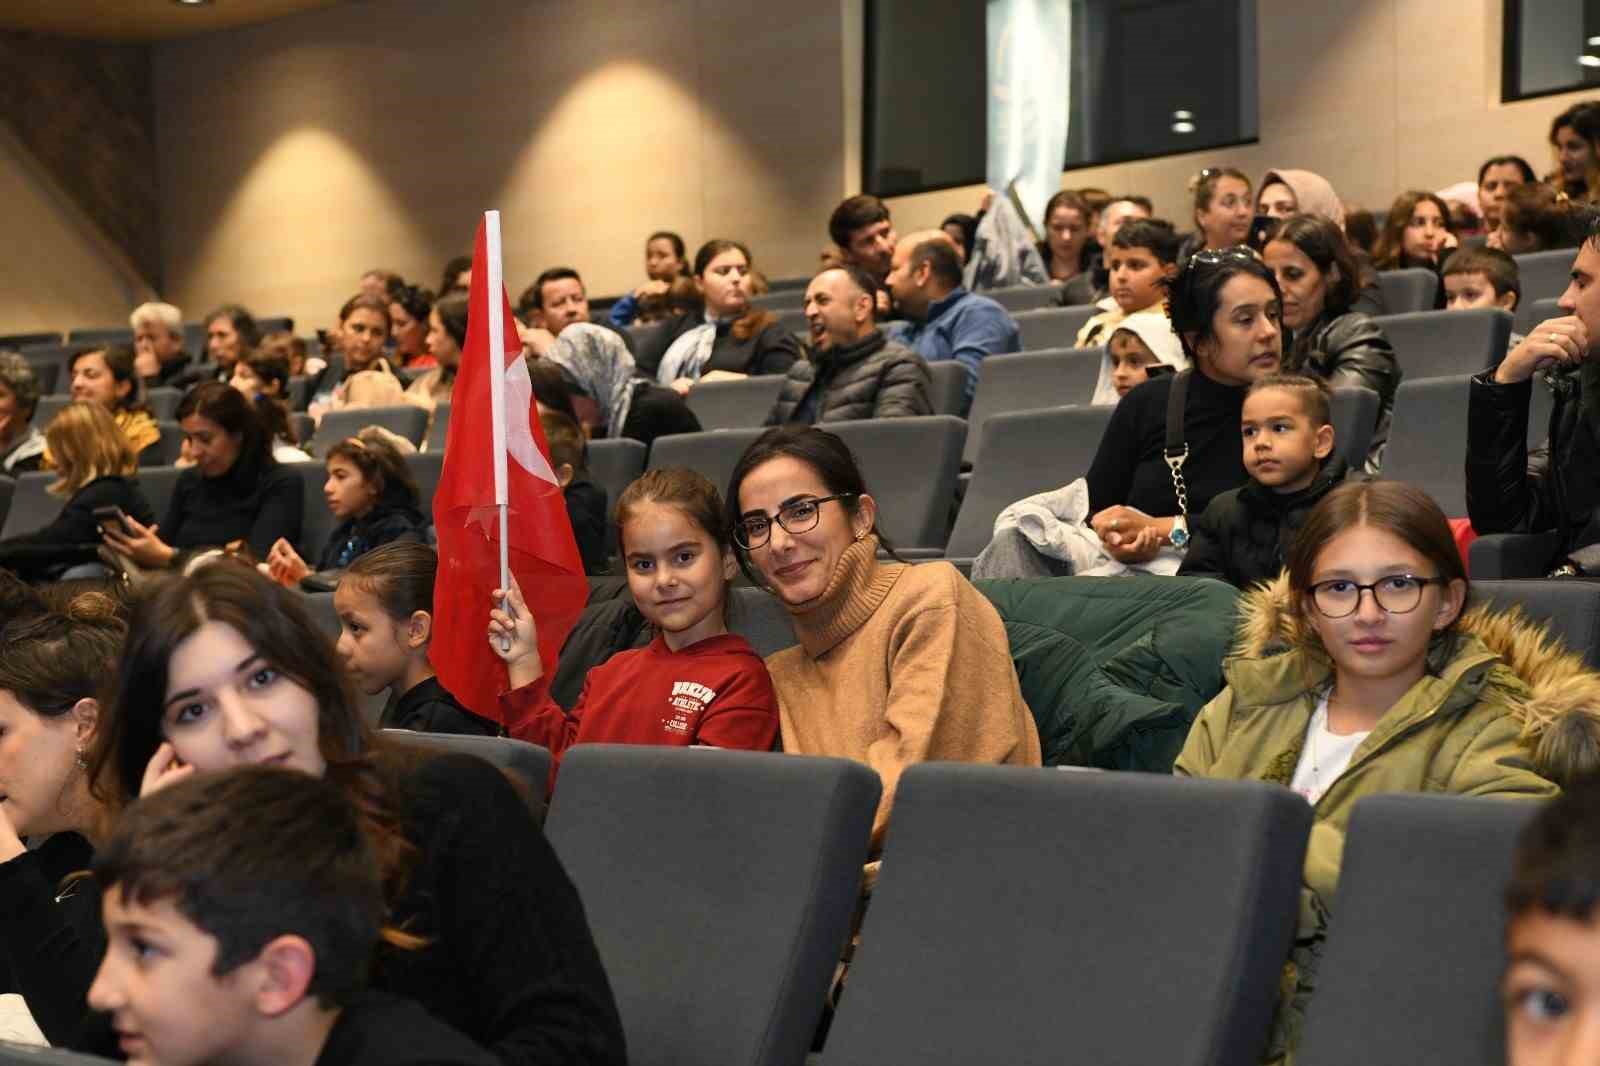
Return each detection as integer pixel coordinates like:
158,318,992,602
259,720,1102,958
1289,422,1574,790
765,536,1040,848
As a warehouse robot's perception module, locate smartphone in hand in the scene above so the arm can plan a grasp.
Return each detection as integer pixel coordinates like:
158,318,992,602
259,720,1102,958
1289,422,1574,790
92,505,130,537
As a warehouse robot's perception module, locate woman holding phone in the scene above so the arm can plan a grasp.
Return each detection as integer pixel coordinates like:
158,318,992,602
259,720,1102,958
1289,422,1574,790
0,402,155,582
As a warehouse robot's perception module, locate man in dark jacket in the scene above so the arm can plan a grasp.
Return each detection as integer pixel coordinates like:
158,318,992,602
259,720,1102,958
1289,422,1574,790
1466,223,1600,575
766,264,931,426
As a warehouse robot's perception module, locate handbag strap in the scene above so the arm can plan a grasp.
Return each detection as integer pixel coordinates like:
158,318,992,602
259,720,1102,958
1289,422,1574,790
1163,369,1192,520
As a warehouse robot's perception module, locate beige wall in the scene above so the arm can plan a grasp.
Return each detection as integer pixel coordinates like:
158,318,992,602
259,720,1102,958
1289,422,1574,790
153,0,846,335
0,127,151,337
884,0,1600,236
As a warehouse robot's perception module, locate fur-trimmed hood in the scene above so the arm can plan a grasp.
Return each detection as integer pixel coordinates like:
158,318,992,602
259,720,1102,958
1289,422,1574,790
1232,572,1600,786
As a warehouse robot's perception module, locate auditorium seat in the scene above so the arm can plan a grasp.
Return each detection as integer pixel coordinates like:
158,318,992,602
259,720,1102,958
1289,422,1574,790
289,460,334,561
1514,295,1558,339
547,745,879,1066
290,413,315,450
1328,385,1379,470
750,289,806,313
1372,308,1510,380
134,465,183,524
309,404,428,452
405,451,444,516
1514,248,1576,304
424,402,450,452
0,472,59,540
141,421,185,467
287,374,312,411
146,386,183,422
585,437,648,507
685,375,787,430
726,586,797,655
21,353,61,397
0,477,14,537
927,359,968,416
825,767,1310,1066
1375,268,1439,314
65,327,134,347
1013,305,1098,351
0,331,61,349
647,428,765,497
828,415,966,550
1473,578,1600,668
961,348,1103,464
986,285,1067,313
1528,374,1554,450
1469,532,1563,581
1379,374,1473,516
773,309,810,340
382,729,552,812
34,395,68,426
945,404,1116,560
256,315,295,335
183,321,206,354
1295,794,1538,1066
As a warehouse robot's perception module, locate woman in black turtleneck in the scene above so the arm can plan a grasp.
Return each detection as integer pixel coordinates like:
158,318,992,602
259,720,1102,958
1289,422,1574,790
101,381,302,568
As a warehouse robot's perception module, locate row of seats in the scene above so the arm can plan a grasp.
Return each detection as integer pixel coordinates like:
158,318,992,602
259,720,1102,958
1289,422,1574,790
356,737,1541,1066
0,317,295,355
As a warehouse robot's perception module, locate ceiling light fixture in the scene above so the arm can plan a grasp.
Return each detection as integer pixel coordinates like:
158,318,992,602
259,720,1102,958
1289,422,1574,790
1589,35,1600,46
1172,109,1194,120
172,0,213,6
1580,54,1600,67
1171,120,1196,134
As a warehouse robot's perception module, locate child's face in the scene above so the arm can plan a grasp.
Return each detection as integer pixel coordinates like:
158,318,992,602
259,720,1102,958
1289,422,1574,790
1303,523,1464,692
323,456,379,521
90,891,258,1066
1402,199,1450,263
162,621,325,778
227,363,264,399
1107,245,1172,313
1444,271,1517,312
1107,331,1160,397
334,581,416,696
1241,387,1333,493
645,238,682,283
622,501,735,652
1505,909,1600,1066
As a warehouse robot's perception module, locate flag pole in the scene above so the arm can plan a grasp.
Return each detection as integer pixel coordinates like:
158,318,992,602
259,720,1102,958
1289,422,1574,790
485,210,511,596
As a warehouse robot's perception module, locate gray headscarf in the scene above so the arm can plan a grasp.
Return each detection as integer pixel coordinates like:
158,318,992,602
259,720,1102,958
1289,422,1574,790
547,323,639,435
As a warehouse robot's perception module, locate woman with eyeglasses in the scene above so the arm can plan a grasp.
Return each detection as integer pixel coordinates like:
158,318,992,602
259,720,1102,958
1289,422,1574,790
726,425,1040,852
1176,479,1596,1061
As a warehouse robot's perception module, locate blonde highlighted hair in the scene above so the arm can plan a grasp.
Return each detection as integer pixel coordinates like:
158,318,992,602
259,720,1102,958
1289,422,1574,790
45,401,137,497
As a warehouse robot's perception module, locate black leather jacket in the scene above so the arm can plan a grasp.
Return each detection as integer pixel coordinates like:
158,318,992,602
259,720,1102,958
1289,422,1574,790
1466,362,1600,567
766,330,931,425
1284,310,1400,473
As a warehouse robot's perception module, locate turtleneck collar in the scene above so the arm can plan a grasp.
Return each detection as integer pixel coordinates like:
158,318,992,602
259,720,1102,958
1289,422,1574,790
814,328,886,370
781,534,906,658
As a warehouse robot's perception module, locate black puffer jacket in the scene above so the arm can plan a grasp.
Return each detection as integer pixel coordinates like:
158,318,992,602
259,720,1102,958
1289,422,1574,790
765,330,932,425
1466,363,1600,568
1284,311,1399,473
1177,457,1350,589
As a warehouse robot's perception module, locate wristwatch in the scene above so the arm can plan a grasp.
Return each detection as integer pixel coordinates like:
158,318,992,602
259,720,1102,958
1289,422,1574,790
1169,516,1190,550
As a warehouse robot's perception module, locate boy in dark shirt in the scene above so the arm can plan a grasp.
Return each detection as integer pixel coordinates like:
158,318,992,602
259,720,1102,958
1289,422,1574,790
1178,374,1348,588
87,767,496,1066
541,410,611,575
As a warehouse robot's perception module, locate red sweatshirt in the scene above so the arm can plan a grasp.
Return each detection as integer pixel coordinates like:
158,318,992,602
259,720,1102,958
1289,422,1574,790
500,632,779,788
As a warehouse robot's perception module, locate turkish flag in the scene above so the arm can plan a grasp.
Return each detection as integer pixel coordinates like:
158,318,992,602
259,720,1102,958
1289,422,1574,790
430,213,588,724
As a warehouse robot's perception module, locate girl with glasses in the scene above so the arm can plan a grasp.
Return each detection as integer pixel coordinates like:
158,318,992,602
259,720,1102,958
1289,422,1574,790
727,425,1039,852
1176,479,1600,1061
488,468,778,790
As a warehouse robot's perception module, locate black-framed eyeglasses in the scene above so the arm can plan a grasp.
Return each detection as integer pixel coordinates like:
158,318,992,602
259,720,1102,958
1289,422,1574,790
1190,246,1260,267
735,494,857,550
1308,574,1447,618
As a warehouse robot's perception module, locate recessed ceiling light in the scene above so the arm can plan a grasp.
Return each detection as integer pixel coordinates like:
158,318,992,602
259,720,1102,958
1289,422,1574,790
1173,109,1194,120
172,0,213,6
1171,121,1196,134
1589,35,1600,46
1580,54,1600,67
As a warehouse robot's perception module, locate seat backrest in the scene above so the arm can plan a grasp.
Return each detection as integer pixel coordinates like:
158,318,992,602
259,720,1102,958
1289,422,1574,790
750,289,806,312
289,460,333,561
310,404,429,452
585,437,648,505
0,471,62,540
1295,794,1539,1066
1329,385,1379,470
21,353,61,396
1013,305,1097,351
289,412,315,450
685,374,787,430
1475,578,1600,669
300,589,340,639
1372,308,1510,380
34,395,68,427
145,387,183,422
986,284,1064,313
0,476,14,538
772,309,809,340
946,404,1115,558
825,767,1310,1066
140,422,185,468
828,415,966,549
646,428,765,497
0,1041,121,1064
424,401,451,452
926,359,968,416
963,348,1103,463
405,451,445,517
547,745,880,1066
1528,374,1555,450
256,315,295,335
1514,248,1577,304
0,331,61,348
1514,295,1560,339
134,466,184,525
1379,373,1473,516
727,586,798,656
286,374,312,412
1376,268,1439,314
65,326,134,347
381,729,552,804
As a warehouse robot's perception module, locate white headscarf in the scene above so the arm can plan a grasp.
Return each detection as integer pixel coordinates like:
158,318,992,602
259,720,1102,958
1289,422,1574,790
1091,309,1188,405
547,323,639,434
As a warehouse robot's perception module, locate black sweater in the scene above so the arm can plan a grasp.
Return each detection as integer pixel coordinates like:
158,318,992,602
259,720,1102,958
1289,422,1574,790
316,502,429,571
564,476,610,576
1086,369,1250,519
635,312,803,379
163,453,304,560
381,677,500,736
315,993,500,1066
1177,457,1350,588
0,476,156,580
3,753,626,1066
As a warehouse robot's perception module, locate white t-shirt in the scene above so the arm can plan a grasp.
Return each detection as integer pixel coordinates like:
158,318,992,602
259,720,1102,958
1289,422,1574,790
1289,691,1371,805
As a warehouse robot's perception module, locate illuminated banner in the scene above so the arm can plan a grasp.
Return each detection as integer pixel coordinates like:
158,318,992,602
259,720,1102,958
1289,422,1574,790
986,0,1072,230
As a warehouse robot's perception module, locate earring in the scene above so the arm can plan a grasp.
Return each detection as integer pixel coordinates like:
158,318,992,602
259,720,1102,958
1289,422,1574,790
75,747,88,771
854,530,867,541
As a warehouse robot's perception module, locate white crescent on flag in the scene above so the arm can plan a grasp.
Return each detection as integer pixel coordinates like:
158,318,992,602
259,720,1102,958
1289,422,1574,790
503,354,560,486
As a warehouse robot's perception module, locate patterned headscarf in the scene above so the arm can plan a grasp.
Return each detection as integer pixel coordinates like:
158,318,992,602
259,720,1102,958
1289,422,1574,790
547,323,638,434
